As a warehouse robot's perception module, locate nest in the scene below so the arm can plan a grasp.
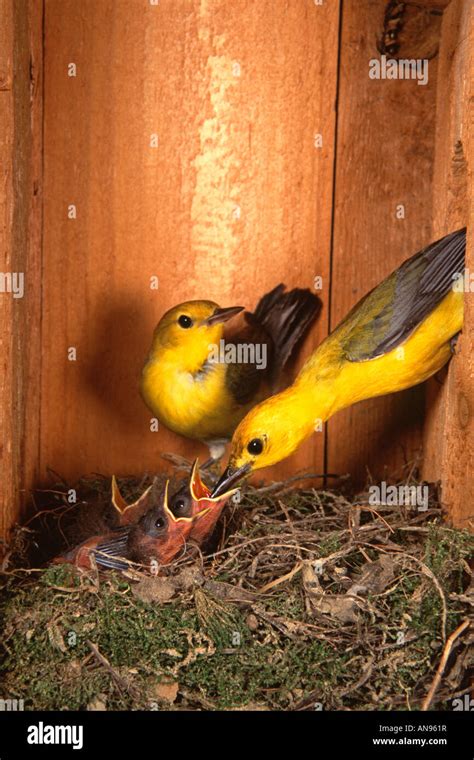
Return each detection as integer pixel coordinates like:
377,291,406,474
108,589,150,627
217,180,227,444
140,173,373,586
0,466,472,711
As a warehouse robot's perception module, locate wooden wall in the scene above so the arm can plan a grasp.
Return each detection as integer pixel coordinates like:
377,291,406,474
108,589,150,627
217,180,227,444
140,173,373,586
1,0,472,539
327,0,440,484
0,0,43,541
423,0,474,530
40,0,339,483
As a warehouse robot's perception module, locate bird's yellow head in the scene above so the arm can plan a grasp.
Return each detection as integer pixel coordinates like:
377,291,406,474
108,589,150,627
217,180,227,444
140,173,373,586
149,300,244,355
212,387,316,496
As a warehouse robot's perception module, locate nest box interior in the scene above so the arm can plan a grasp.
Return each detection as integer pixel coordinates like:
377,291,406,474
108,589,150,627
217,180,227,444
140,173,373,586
1,0,472,540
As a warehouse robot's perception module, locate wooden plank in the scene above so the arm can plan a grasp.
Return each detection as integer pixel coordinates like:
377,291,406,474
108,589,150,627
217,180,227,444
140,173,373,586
0,0,16,542
327,0,440,487
0,0,43,541
41,0,339,484
423,0,474,529
22,0,44,516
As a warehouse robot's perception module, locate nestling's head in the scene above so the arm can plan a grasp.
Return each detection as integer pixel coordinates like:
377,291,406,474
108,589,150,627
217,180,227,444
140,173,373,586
149,300,244,352
212,390,314,496
127,479,210,566
173,459,238,544
126,465,238,564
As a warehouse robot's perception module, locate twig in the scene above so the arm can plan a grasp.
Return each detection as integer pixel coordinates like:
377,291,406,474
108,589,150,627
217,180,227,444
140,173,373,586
248,472,340,496
421,619,470,711
278,500,303,562
258,562,303,594
87,640,140,699
404,554,448,641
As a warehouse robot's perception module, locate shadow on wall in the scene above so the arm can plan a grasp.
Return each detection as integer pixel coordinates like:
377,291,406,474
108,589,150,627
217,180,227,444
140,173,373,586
79,292,209,472
81,293,153,430
328,383,426,484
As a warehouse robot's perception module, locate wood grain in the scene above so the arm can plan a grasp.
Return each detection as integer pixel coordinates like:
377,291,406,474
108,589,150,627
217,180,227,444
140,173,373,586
40,0,339,485
327,0,439,487
0,0,43,541
423,0,474,529
0,0,16,542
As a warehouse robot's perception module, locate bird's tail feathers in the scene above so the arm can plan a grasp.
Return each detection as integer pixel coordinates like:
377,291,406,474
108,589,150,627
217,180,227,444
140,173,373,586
248,283,322,382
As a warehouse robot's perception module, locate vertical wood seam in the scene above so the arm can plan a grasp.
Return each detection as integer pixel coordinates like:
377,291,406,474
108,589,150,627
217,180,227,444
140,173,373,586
324,0,344,484
37,0,45,483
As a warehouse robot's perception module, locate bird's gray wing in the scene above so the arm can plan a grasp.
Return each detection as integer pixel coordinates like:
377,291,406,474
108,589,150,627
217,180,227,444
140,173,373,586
93,530,131,570
336,228,466,362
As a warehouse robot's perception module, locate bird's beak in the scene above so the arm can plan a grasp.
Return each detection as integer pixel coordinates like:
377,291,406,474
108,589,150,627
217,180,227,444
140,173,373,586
189,458,239,502
162,478,211,526
205,306,244,326
211,462,252,497
111,475,153,526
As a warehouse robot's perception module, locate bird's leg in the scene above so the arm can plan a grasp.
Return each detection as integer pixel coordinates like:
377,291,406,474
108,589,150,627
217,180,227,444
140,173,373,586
198,459,221,485
200,457,217,471
200,440,228,483
450,331,461,354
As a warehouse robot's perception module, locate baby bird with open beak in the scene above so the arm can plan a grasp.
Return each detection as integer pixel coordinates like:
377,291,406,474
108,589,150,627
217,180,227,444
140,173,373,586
125,479,210,567
53,461,237,571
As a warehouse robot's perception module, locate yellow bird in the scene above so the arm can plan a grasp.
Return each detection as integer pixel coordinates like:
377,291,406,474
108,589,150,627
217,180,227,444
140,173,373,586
141,285,321,464
212,228,466,495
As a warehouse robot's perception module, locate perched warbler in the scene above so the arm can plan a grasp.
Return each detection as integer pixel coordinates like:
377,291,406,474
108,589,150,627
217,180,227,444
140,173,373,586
213,228,466,495
140,285,321,463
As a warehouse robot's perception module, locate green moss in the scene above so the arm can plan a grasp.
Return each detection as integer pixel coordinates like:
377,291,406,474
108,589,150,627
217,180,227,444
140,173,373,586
0,574,337,710
1,483,472,711
316,534,342,556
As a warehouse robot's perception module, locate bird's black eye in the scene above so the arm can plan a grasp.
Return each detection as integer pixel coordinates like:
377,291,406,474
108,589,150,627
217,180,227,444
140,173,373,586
247,438,264,455
173,499,186,513
154,517,165,529
178,315,193,329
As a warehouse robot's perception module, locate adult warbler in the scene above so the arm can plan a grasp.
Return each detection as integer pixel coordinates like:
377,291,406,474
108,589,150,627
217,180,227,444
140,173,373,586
140,285,321,463
213,228,466,495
